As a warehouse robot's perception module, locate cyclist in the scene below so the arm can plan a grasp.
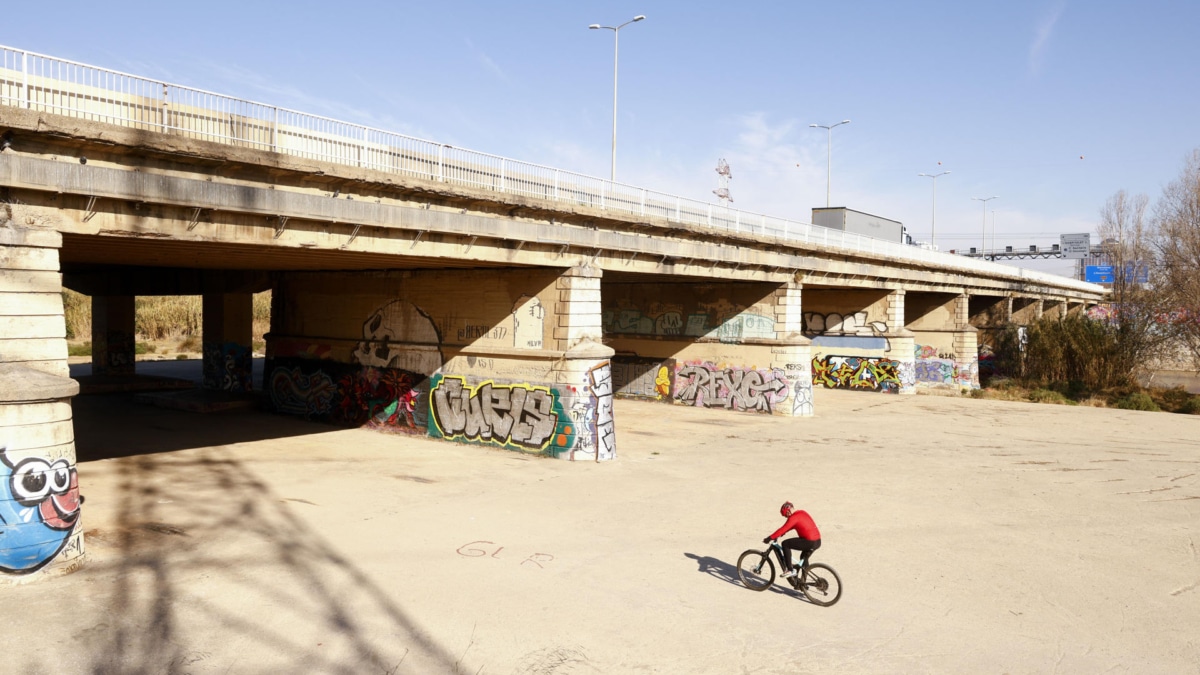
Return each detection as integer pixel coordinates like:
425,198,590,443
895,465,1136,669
763,501,821,578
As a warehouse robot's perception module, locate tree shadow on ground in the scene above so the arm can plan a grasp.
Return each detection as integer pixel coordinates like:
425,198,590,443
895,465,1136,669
8,396,467,674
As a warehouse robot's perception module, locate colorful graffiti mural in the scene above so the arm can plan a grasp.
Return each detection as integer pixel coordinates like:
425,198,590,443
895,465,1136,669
674,362,791,413
202,341,253,392
0,446,81,575
428,375,575,454
267,357,429,432
812,354,902,393
611,357,675,401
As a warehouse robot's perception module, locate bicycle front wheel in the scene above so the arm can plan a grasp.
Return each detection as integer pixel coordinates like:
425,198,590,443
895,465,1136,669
800,563,843,606
736,549,775,591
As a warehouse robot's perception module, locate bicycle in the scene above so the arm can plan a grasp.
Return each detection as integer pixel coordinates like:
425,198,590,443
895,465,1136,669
736,541,843,606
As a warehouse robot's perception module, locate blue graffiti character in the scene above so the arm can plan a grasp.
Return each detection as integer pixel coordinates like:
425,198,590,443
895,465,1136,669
0,446,81,574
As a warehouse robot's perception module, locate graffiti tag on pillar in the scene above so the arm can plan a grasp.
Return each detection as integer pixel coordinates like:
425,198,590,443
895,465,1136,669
803,311,888,337
590,362,615,461
674,363,790,413
811,354,902,394
0,446,81,574
430,376,560,450
203,342,252,392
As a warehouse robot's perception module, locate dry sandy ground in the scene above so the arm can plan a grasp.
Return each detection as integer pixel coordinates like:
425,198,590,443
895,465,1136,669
4,388,1200,674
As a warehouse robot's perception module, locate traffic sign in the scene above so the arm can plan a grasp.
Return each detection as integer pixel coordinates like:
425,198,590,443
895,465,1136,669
1061,233,1091,259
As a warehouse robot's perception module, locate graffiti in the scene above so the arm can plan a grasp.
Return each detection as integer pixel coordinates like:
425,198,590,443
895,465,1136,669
611,357,675,401
978,343,998,379
603,304,685,336
1,446,81,574
674,362,791,413
914,359,956,384
202,342,253,392
512,296,545,349
812,354,902,393
716,312,775,343
457,325,509,342
335,367,426,430
352,300,443,374
898,359,915,394
791,371,814,416
915,344,956,361
267,357,429,432
103,329,136,372
456,541,554,568
804,311,887,336
270,367,336,417
589,362,615,461
429,375,568,451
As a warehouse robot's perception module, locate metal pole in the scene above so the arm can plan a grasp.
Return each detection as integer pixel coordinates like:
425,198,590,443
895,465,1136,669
918,171,949,248
972,196,998,255
825,126,832,207
21,51,29,109
611,28,619,183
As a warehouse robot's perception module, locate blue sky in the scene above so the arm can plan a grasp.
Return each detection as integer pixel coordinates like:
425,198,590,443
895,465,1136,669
5,1,1198,277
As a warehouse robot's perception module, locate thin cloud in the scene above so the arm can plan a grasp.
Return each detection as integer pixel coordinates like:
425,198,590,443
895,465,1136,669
464,38,508,83
1029,1,1066,75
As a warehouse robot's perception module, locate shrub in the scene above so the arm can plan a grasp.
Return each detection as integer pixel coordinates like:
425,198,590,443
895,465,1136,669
1181,396,1200,415
1028,389,1075,405
1114,392,1161,411
67,342,92,357
135,342,156,355
176,336,201,353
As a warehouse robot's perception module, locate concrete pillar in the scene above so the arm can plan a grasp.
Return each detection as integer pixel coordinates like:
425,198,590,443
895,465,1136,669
952,295,980,389
552,266,603,351
771,282,813,416
0,224,83,582
90,295,136,376
202,292,253,392
884,290,916,395
551,266,616,461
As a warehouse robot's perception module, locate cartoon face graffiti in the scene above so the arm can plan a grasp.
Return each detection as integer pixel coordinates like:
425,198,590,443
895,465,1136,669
0,446,81,574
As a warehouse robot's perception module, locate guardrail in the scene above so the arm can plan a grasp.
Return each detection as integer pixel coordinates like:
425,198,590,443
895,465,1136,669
0,44,1101,294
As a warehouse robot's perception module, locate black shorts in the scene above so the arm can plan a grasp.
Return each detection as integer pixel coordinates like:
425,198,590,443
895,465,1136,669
780,537,821,566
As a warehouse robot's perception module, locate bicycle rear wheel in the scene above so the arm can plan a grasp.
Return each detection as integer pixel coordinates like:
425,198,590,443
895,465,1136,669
800,563,842,606
736,549,775,591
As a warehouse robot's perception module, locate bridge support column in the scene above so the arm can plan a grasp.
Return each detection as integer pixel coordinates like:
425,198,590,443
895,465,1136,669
0,223,84,582
772,282,813,416
884,290,916,395
202,292,253,392
951,295,980,389
91,295,136,376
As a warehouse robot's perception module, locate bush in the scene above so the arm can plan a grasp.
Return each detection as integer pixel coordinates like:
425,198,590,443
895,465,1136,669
135,342,156,355
1181,396,1200,415
1114,392,1161,411
1028,389,1075,405
67,342,92,357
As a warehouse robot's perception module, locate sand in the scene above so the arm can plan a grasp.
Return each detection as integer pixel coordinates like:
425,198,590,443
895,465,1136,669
4,387,1199,674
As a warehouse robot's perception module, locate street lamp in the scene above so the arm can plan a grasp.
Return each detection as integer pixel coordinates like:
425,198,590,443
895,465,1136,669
809,120,851,207
918,171,951,248
589,15,645,182
972,196,999,256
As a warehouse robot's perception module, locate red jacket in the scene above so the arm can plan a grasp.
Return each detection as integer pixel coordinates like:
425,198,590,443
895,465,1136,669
770,510,820,541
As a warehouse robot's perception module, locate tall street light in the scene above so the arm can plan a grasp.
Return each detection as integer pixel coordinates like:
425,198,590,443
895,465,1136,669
918,171,951,248
590,15,645,182
809,119,851,207
972,196,999,256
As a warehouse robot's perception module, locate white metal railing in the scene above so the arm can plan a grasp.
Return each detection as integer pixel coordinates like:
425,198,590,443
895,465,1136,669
0,44,1101,294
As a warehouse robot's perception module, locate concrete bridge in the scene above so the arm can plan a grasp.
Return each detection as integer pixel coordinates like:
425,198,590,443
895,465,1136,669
0,46,1103,580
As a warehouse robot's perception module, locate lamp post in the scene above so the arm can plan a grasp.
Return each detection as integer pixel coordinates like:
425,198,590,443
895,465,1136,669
589,15,645,182
972,196,999,256
809,119,851,207
918,170,950,248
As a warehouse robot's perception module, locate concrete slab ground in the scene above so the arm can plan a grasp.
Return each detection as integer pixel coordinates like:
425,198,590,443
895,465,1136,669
4,388,1199,674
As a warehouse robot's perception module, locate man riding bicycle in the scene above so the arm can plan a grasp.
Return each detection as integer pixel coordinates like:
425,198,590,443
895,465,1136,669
764,501,821,578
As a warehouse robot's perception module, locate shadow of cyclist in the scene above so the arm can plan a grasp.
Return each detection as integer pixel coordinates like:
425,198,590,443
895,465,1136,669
683,552,798,597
